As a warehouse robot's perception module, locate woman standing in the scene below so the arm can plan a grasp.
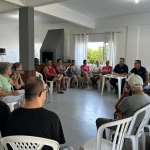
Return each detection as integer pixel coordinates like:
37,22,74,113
44,60,64,94
11,63,25,90
81,60,91,89
68,60,81,88
56,59,69,90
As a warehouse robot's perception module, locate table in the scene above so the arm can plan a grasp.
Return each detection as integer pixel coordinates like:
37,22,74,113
101,75,126,99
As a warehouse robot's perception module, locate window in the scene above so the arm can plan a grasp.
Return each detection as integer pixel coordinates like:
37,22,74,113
87,42,108,65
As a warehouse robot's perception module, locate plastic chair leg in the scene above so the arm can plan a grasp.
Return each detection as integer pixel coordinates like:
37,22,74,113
50,82,53,94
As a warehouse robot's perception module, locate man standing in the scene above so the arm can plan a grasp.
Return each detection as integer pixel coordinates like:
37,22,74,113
110,58,128,93
126,60,148,86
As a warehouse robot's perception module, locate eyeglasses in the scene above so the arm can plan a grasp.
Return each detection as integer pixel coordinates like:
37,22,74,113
39,88,49,96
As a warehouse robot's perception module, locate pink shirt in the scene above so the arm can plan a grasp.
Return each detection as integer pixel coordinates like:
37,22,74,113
81,65,90,73
102,66,112,75
45,66,55,79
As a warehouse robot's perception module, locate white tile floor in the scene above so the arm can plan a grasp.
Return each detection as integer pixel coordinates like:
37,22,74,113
44,87,119,150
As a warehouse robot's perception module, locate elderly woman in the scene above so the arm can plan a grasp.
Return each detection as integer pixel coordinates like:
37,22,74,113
90,60,101,88
56,59,69,90
81,60,91,89
10,63,25,90
67,60,81,88
0,62,25,105
44,60,64,94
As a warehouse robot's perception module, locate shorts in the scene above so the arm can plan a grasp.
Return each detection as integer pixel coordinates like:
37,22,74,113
47,76,55,81
81,73,90,77
67,73,78,78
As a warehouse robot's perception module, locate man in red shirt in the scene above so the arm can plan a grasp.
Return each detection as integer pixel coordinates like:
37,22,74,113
98,60,112,92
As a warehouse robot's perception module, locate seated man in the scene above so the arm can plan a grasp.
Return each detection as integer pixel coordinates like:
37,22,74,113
98,60,112,92
5,77,73,150
110,58,128,93
125,60,148,86
96,75,150,149
0,101,10,137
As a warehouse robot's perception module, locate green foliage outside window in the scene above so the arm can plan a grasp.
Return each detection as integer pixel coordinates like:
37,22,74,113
87,45,108,65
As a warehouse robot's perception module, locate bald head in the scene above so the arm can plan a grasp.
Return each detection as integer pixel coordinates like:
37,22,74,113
25,77,44,101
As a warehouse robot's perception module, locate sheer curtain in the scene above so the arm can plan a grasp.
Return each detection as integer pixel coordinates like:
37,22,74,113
75,34,88,74
34,40,43,60
107,32,116,67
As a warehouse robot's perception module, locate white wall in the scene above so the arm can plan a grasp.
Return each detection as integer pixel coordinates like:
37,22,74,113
96,12,150,71
0,23,19,62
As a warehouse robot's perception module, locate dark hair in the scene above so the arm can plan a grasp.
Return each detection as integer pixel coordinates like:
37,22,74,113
120,58,125,62
57,59,62,63
135,60,141,65
72,60,75,63
25,77,44,101
12,63,22,70
83,60,87,64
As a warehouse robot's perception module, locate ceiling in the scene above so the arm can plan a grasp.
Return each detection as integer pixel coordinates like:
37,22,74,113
0,10,67,26
60,0,150,19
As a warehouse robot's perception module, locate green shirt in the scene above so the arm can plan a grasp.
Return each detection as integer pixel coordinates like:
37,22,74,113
0,74,12,100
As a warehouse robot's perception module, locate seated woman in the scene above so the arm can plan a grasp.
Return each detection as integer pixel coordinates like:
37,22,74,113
0,62,25,106
90,60,101,88
98,60,112,92
10,63,25,90
81,60,91,89
67,60,81,88
44,60,64,94
56,59,69,90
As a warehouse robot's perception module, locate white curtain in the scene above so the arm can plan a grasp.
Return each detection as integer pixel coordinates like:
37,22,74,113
108,32,116,67
75,34,88,74
34,41,43,60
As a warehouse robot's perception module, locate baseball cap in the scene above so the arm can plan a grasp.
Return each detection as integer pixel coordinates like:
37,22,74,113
127,75,143,87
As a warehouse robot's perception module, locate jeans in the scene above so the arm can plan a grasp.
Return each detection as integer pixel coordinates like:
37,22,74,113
109,79,125,92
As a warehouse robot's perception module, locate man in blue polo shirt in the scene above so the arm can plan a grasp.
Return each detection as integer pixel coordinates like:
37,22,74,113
126,60,148,86
110,58,128,93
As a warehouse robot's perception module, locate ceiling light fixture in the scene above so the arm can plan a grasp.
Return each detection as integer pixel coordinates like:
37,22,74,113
135,0,139,3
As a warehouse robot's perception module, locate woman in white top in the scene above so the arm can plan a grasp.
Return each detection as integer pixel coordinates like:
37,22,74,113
90,60,101,88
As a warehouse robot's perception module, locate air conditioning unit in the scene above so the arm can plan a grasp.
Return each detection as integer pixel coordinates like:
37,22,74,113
0,48,6,55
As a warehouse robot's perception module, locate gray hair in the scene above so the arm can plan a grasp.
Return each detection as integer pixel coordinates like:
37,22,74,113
130,86,142,91
0,62,12,74
96,60,99,63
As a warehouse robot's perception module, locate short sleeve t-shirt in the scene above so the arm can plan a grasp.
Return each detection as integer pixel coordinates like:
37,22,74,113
93,66,101,75
113,64,128,74
130,66,148,82
118,93,150,135
0,74,12,100
5,108,65,150
0,101,10,137
102,66,112,75
81,65,90,73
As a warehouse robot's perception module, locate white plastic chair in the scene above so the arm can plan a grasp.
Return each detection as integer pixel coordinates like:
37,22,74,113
1,136,59,150
109,104,150,150
7,102,19,112
97,79,110,92
0,132,4,150
82,117,132,150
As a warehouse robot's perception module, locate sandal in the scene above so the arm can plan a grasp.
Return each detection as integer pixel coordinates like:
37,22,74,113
63,86,67,91
70,85,74,88
82,86,85,89
58,91,64,94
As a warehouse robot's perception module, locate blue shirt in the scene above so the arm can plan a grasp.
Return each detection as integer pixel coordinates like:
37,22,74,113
113,64,128,74
130,66,148,82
